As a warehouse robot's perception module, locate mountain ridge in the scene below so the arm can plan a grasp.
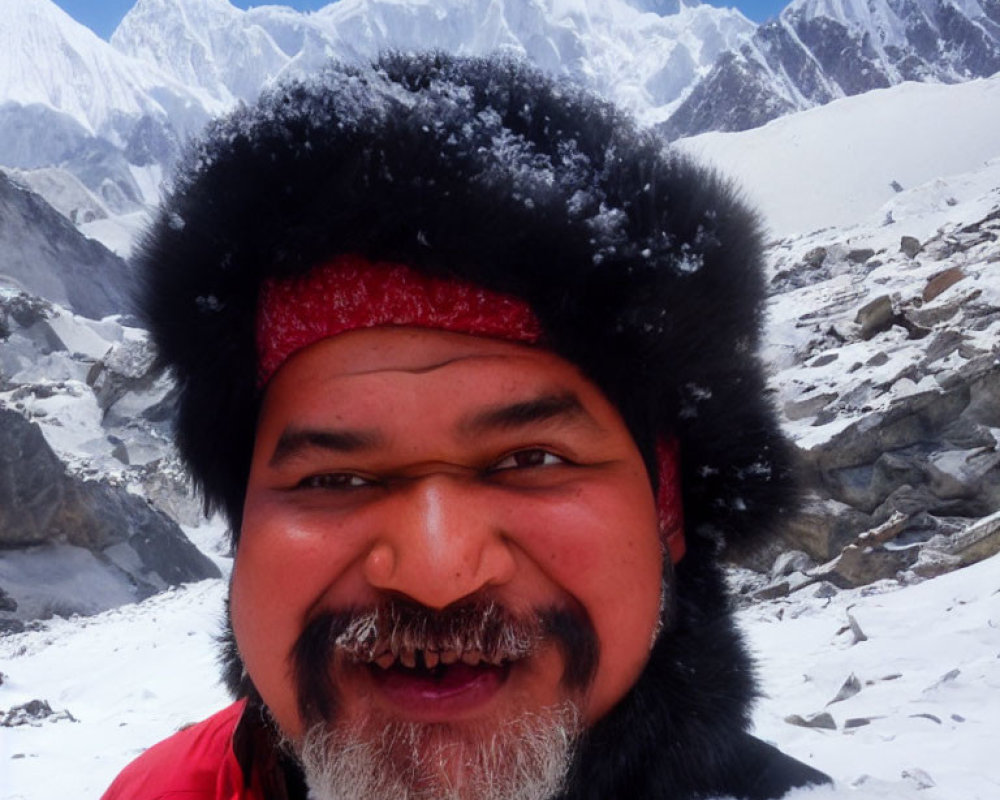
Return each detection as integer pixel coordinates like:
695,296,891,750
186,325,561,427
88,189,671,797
663,0,1000,137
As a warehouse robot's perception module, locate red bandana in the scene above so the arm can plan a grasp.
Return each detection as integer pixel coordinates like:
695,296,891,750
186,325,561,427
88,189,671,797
256,255,542,385
256,254,685,562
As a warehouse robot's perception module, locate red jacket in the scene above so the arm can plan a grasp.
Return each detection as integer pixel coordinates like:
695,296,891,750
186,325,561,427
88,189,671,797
101,701,259,800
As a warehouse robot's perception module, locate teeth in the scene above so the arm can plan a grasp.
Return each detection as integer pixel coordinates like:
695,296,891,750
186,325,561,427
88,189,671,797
366,646,509,670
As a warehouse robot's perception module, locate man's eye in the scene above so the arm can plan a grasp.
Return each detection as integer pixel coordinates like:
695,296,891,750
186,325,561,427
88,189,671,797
295,473,374,490
491,449,566,471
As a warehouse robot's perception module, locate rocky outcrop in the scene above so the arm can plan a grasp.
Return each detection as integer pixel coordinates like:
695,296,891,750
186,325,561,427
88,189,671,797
0,406,219,623
754,204,1000,589
0,172,132,319
0,277,216,625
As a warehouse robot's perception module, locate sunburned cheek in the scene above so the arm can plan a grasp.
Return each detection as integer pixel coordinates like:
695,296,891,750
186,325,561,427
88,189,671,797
507,491,660,578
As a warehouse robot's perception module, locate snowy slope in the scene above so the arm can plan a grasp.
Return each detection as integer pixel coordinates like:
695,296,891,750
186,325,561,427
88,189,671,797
1,529,996,799
674,72,1000,238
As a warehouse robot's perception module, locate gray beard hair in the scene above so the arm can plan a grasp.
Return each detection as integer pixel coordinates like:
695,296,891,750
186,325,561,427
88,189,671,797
294,702,582,800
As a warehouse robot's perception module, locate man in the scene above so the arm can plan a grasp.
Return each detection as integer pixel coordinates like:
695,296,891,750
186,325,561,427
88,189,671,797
104,53,830,799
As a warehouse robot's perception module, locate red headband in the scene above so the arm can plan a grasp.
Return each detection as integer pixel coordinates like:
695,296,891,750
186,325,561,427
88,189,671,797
257,255,543,385
256,254,684,562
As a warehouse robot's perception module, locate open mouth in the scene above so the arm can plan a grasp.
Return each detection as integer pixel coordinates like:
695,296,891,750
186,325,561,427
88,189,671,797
359,648,514,715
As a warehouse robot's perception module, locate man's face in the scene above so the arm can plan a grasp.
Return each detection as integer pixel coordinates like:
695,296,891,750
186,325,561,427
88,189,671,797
231,327,666,796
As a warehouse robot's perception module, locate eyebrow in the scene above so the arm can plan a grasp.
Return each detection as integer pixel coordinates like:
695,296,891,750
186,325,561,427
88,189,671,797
458,391,599,437
269,427,383,467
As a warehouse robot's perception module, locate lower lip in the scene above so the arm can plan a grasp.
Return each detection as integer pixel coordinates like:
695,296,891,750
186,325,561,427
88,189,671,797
368,662,508,720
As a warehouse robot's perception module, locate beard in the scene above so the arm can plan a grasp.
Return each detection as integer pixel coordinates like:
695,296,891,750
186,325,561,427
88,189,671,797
279,597,595,800
294,701,581,800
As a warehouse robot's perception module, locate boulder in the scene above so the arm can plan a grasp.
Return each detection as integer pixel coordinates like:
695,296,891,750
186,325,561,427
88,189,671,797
771,549,815,579
899,236,922,257
855,295,896,340
782,497,874,561
0,407,219,622
815,543,918,588
923,266,966,302
948,511,1000,567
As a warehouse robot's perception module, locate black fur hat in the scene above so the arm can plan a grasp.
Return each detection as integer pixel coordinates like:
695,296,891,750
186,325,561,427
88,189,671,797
137,52,793,568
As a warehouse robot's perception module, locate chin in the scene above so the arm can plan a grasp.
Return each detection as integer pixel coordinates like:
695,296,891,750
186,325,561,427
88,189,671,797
294,700,581,800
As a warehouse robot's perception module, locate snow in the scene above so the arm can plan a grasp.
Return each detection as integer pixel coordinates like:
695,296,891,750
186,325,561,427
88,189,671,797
674,73,1000,238
111,0,756,127
0,0,221,141
2,528,997,798
79,210,151,259
746,556,1000,799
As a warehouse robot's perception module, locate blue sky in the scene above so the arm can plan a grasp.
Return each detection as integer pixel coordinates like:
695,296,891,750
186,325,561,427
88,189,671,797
54,0,786,41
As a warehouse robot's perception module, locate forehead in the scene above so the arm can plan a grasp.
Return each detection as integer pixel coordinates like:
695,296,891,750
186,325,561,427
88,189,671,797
257,327,619,431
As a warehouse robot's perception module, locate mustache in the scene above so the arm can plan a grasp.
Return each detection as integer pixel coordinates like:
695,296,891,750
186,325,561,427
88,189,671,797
292,598,599,726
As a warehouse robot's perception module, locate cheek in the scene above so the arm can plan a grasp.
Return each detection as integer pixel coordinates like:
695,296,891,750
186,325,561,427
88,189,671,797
502,482,663,721
229,495,370,738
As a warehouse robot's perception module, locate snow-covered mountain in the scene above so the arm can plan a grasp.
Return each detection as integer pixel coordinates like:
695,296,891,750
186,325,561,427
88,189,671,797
663,0,1000,137
0,0,220,139
6,0,1000,228
1,0,760,230
0,0,227,215
110,0,754,126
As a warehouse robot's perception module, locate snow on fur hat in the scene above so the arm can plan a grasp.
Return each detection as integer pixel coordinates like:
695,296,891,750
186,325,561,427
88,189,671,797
137,52,794,566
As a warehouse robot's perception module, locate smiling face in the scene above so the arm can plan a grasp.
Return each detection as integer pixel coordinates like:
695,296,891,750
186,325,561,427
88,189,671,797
230,327,666,796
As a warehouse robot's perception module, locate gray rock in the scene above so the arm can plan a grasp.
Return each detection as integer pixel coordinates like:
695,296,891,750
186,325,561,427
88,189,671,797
900,236,923,257
784,712,837,730
827,673,862,705
0,407,220,621
920,330,966,367
0,585,16,613
784,391,838,421
771,549,816,579
812,581,839,599
0,407,69,547
804,246,828,267
926,448,1000,501
0,173,131,320
872,483,977,522
855,295,897,340
821,543,918,588
87,337,160,413
783,497,874,560
0,699,76,727
947,511,1000,567
909,545,963,579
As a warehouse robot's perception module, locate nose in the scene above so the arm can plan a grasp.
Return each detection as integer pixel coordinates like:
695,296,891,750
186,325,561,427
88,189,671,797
362,474,516,608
